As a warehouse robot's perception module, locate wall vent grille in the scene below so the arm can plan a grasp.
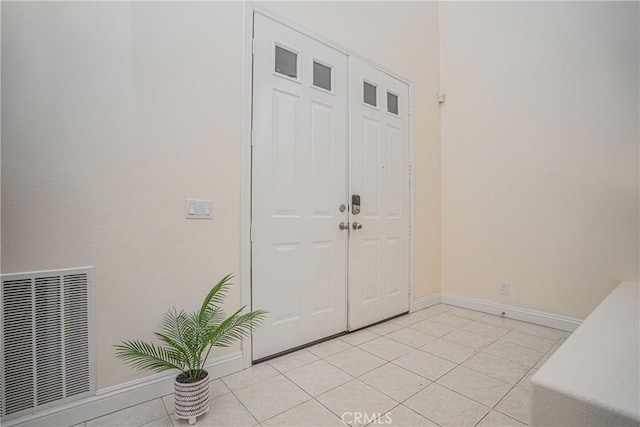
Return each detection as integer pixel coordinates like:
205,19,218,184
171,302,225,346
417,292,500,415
1,267,95,420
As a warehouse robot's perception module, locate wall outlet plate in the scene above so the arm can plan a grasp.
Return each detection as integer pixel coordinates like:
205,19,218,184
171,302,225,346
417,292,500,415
500,282,510,295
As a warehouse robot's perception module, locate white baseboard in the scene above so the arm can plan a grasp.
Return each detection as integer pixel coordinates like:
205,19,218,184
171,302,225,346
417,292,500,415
4,351,244,427
440,293,583,332
411,293,442,312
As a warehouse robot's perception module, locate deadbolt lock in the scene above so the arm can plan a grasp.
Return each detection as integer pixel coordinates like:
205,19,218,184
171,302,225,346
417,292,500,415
352,195,361,215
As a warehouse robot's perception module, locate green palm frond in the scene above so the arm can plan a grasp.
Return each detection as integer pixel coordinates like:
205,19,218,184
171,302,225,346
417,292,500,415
197,274,233,325
156,308,194,367
159,308,190,343
115,274,268,378
190,306,225,334
114,340,185,373
207,307,268,348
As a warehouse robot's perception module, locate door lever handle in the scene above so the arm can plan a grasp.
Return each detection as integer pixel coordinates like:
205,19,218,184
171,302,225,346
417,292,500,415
352,222,363,230
339,222,350,230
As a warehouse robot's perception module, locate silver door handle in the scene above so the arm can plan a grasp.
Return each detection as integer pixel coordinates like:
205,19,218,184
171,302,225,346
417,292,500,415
352,222,363,230
339,222,349,230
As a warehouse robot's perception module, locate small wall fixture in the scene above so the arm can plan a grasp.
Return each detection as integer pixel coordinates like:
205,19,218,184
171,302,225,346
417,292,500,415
185,199,213,219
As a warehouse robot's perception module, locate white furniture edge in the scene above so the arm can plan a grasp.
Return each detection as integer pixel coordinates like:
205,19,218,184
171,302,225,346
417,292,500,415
530,281,640,426
1,351,243,427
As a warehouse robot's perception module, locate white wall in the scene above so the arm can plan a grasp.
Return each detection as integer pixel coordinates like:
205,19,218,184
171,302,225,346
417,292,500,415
440,1,640,319
1,1,442,390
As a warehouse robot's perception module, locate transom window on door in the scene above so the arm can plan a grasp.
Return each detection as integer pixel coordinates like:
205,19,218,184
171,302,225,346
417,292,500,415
275,45,298,79
313,61,332,91
363,81,377,107
387,91,399,115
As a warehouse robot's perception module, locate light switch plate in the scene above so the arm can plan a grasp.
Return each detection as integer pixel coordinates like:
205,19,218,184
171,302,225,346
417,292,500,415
185,199,213,219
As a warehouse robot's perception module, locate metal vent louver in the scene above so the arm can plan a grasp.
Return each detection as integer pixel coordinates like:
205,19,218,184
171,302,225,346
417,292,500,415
1,267,95,420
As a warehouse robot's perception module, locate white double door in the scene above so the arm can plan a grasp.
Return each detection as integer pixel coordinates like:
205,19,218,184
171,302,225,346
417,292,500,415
252,13,410,360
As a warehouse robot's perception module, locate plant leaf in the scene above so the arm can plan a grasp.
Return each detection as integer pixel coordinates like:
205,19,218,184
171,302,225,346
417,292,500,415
114,340,185,373
156,308,195,370
206,307,268,348
197,274,233,325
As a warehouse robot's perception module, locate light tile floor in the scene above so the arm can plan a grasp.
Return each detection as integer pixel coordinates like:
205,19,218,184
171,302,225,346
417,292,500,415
79,304,571,427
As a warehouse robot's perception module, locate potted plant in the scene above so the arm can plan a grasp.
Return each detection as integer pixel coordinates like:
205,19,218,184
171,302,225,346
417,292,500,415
115,274,267,425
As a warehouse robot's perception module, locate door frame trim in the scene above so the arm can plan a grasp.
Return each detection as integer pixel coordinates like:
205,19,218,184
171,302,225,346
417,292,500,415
240,2,415,368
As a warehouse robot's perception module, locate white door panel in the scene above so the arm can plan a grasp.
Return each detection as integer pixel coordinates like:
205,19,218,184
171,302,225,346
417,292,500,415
252,15,411,358
348,57,411,330
252,14,348,360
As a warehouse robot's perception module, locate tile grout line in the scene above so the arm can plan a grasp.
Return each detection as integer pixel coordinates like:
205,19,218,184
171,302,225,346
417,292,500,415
268,351,323,375
473,410,493,427
311,377,393,427
282,362,354,397
488,345,556,425
228,385,267,425
364,401,445,427
159,394,172,424
86,397,168,427
220,363,281,393
258,396,339,426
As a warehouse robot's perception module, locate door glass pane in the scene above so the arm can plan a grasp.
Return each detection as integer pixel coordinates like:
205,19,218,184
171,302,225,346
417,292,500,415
275,46,297,78
313,61,332,91
387,92,399,115
363,81,377,107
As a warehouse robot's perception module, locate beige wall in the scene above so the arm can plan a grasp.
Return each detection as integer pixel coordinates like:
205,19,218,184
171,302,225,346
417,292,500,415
2,1,247,389
440,2,640,319
1,1,442,389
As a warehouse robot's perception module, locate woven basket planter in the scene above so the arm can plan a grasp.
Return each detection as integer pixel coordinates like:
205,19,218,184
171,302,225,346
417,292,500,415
174,371,210,425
